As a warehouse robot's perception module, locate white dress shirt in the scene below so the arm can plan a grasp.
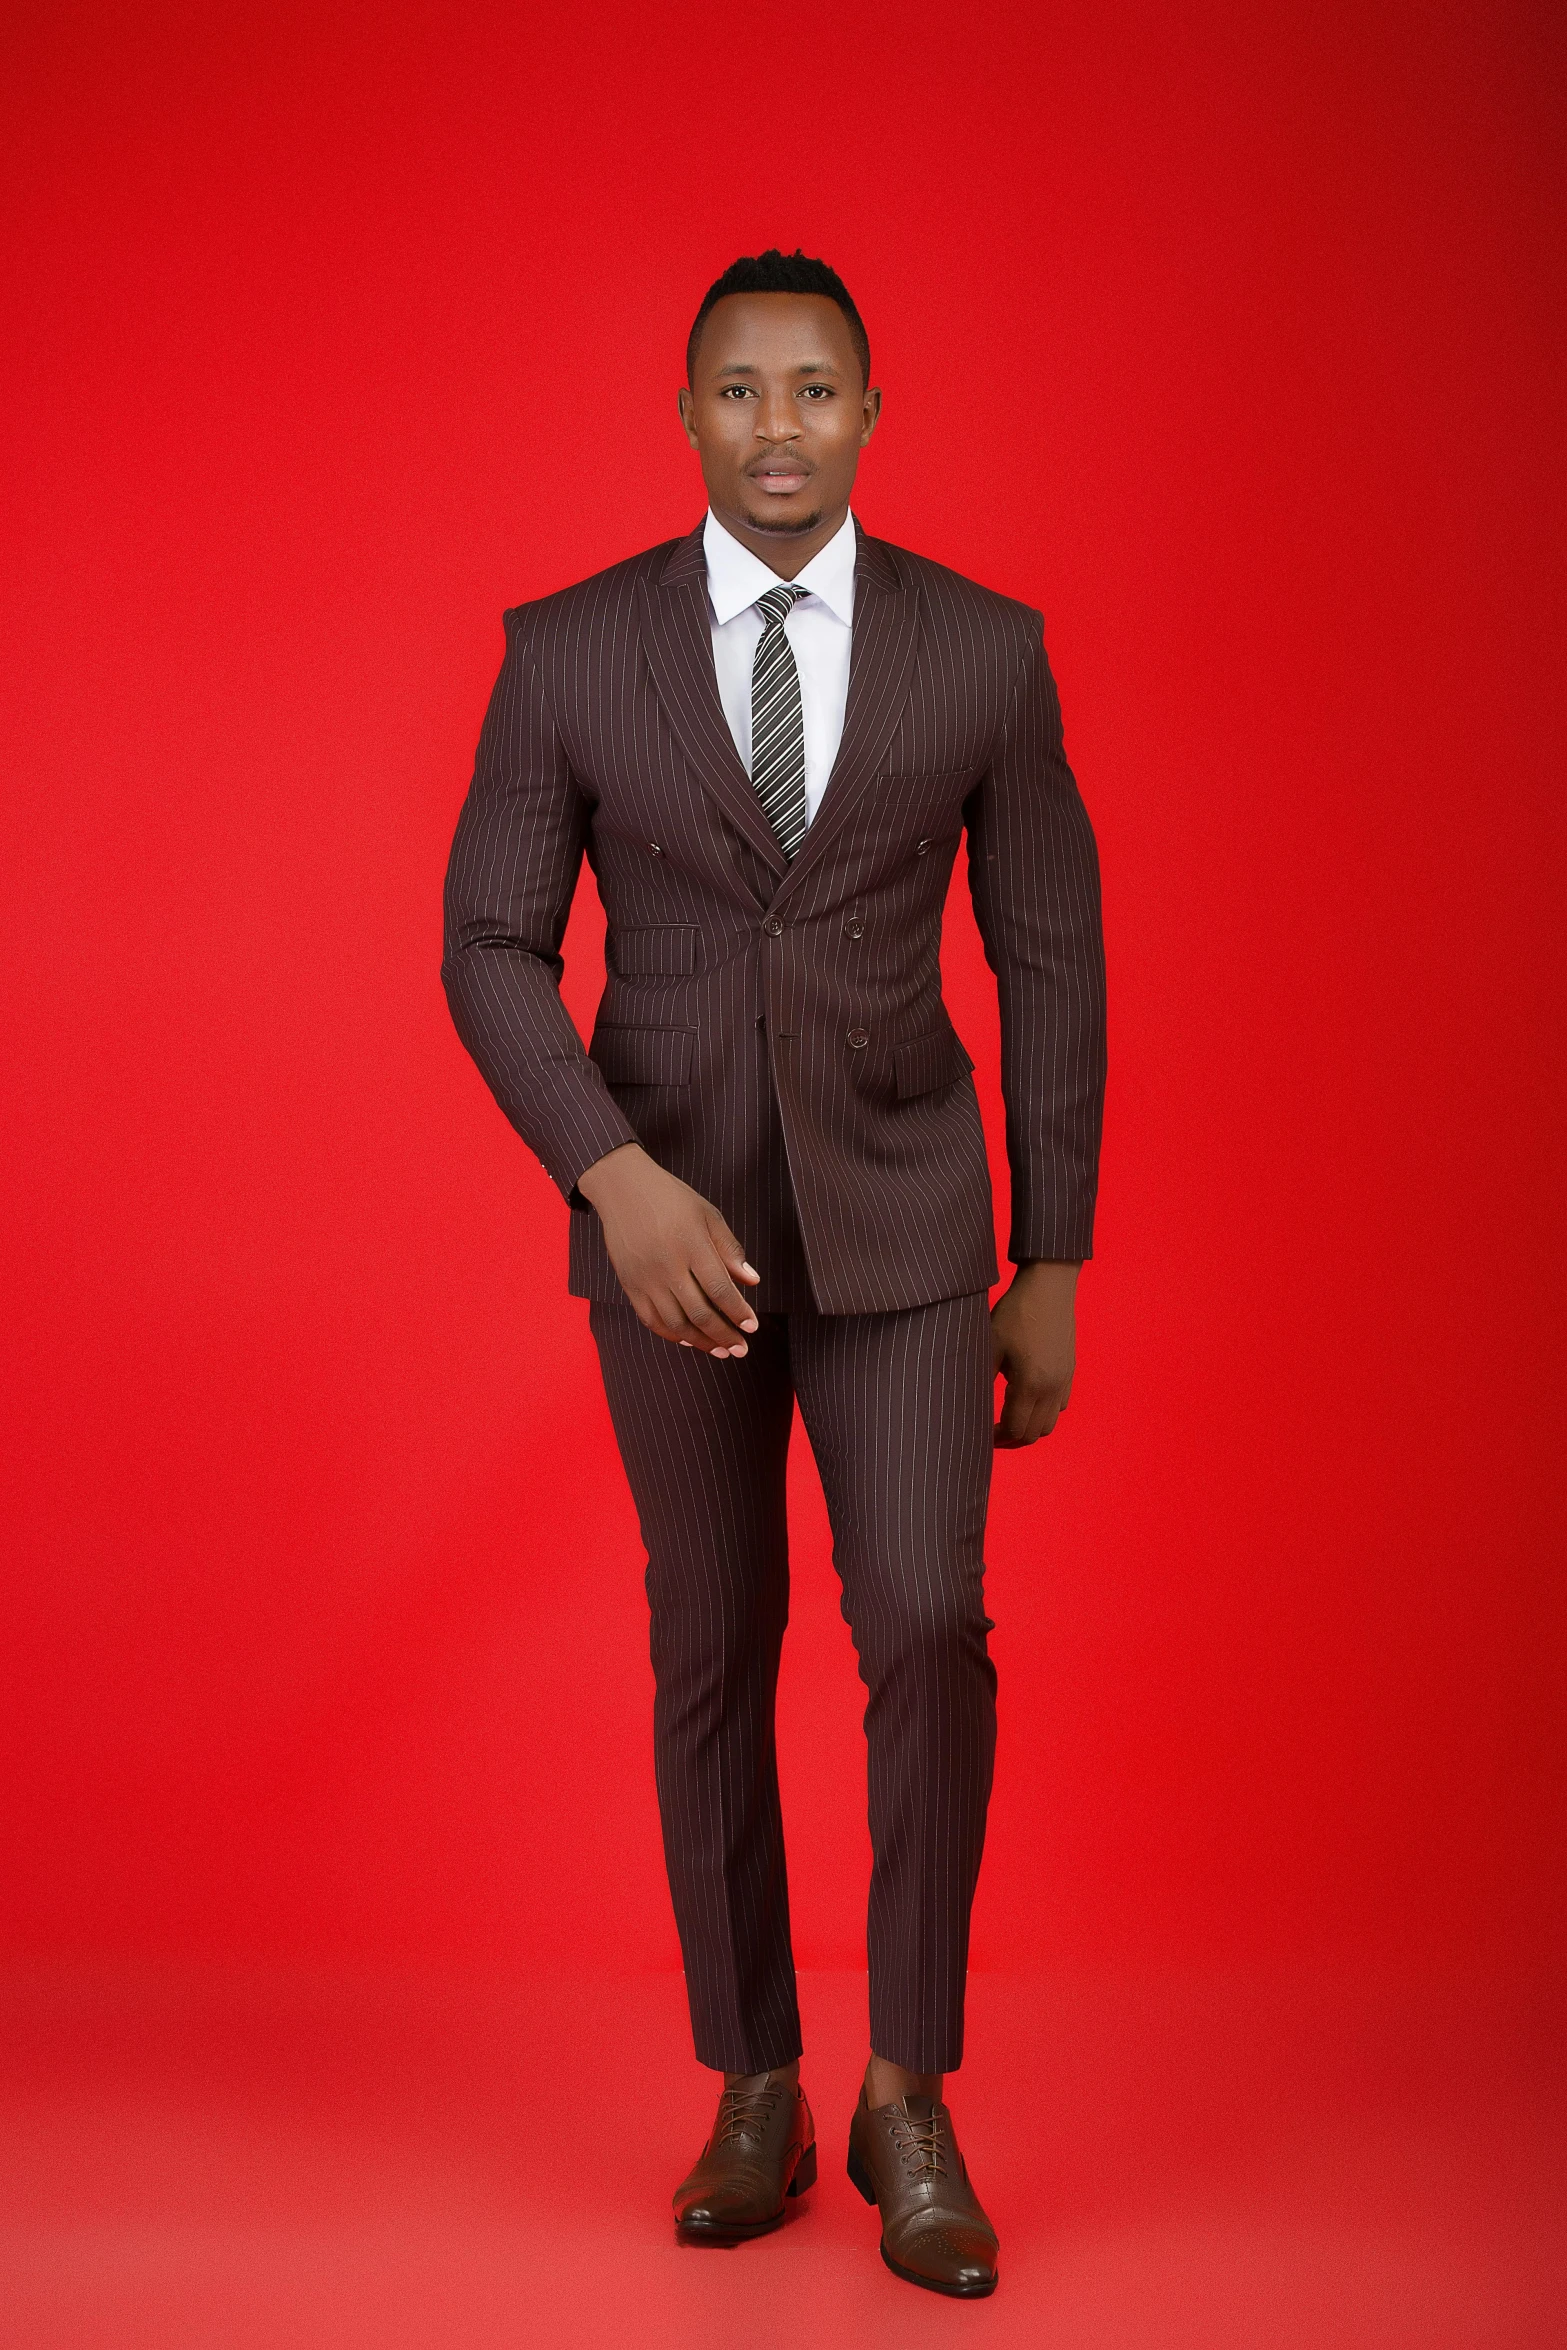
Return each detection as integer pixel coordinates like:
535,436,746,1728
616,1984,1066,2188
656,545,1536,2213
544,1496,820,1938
702,507,857,826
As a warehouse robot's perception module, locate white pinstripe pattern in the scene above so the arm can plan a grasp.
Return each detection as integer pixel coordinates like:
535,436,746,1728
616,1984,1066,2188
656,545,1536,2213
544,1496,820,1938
442,516,1105,2071
589,1290,995,2075
441,518,1107,1316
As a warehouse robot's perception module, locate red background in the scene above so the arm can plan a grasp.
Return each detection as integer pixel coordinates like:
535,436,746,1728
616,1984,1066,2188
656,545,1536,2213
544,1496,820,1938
3,0,1561,2007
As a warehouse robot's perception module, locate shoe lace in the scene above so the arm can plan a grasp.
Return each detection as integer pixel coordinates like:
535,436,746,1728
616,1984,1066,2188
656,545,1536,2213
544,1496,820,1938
715,2080,784,2145
889,2104,949,2181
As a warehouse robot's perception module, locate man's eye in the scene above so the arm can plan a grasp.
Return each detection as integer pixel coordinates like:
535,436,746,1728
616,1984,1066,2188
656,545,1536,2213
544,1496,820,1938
800,385,833,399
720,386,754,399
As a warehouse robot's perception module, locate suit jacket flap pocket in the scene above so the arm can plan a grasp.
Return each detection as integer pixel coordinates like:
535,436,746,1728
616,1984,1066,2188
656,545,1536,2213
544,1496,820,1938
893,1025,975,1100
591,1025,695,1085
610,924,699,978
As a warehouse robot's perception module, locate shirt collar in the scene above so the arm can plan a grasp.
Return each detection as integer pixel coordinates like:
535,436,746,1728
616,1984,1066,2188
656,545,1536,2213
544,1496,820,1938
702,507,858,629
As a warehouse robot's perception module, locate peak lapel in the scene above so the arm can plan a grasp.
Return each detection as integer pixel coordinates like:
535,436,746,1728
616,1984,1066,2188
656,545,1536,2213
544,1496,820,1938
637,527,789,883
770,529,920,910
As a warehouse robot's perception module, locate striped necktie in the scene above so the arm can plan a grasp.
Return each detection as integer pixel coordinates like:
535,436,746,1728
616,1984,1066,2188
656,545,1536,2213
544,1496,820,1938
750,583,808,858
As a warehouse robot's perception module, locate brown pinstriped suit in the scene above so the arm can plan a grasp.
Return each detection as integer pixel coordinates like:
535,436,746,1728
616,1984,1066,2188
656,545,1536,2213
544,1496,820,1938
443,516,1106,2072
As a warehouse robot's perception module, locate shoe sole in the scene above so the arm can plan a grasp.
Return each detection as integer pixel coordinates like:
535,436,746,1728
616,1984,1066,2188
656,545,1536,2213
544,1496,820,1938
674,2139,817,2244
846,2142,998,2298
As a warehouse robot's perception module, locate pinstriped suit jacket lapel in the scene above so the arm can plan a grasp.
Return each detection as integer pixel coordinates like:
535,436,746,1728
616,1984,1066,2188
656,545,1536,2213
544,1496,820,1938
636,517,920,910
637,525,790,884
769,526,919,911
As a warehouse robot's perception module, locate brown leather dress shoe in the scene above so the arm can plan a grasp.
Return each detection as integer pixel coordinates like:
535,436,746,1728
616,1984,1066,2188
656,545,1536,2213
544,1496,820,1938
673,2071,817,2243
847,2087,999,2297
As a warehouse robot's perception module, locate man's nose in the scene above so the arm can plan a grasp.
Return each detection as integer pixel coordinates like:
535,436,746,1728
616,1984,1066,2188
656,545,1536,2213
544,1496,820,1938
754,394,801,441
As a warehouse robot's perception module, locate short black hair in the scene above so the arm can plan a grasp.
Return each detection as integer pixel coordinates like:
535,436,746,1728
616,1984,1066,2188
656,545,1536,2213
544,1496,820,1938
687,249,870,387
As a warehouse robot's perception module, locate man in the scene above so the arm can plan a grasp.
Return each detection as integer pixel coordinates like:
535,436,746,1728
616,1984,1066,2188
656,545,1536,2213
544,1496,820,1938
442,249,1106,2299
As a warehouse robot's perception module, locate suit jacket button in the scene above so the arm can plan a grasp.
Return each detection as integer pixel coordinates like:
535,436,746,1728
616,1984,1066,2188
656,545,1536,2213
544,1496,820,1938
763,916,784,936
847,1027,869,1049
915,837,932,854
846,920,864,939
648,840,663,854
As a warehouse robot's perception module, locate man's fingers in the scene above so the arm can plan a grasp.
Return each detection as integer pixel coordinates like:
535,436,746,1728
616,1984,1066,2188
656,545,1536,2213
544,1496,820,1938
633,1293,689,1347
671,1273,750,1356
631,1303,743,1359
632,1275,751,1359
706,1213,760,1286
994,1369,1037,1438
993,1389,1027,1447
690,1246,760,1334
633,1289,714,1349
994,1381,1065,1447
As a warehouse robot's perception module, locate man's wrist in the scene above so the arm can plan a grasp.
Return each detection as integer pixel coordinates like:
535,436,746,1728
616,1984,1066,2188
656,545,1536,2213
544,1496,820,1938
575,1140,649,1212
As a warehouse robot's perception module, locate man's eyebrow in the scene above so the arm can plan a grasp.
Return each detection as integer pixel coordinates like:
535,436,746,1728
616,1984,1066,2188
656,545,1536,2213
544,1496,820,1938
712,359,843,377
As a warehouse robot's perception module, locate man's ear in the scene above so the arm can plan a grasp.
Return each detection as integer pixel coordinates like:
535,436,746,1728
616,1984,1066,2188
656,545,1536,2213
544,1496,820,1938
677,386,700,449
861,386,883,445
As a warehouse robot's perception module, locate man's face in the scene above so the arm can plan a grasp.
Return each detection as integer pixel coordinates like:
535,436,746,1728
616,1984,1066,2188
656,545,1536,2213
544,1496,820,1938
679,293,880,549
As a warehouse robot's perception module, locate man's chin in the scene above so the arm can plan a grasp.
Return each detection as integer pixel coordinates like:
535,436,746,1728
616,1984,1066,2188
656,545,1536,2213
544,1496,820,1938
738,502,826,537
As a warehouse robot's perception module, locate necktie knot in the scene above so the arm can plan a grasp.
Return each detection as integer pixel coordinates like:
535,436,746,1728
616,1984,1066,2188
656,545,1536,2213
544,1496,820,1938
756,583,804,630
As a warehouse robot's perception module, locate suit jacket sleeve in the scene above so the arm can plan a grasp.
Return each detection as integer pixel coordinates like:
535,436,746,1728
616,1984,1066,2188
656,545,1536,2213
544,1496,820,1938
441,610,640,1200
964,614,1107,1263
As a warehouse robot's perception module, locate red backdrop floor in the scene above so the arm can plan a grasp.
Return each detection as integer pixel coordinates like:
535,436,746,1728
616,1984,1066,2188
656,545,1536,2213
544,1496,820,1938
1,1963,1555,2348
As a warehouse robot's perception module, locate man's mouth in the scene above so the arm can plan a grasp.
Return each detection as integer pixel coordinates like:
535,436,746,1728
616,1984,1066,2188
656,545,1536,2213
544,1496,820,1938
749,461,813,496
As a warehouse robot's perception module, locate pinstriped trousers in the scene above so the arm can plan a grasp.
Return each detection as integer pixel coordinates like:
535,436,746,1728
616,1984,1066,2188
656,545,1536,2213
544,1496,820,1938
588,1289,998,2075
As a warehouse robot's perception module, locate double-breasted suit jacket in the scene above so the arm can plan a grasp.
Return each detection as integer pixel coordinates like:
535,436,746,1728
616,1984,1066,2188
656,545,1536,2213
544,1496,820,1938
442,517,1107,1315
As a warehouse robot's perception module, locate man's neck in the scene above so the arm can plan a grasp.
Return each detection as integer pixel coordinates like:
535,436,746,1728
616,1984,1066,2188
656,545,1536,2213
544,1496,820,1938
708,501,851,579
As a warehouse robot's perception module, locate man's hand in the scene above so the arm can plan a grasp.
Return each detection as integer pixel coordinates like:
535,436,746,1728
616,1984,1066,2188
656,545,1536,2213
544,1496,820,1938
990,1260,1080,1447
576,1143,761,1357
